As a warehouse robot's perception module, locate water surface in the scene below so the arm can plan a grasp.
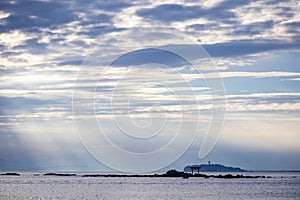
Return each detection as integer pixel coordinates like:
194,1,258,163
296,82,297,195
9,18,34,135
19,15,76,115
0,172,299,199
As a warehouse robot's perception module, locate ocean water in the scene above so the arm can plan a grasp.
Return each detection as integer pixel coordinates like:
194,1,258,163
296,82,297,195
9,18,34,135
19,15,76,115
0,172,299,199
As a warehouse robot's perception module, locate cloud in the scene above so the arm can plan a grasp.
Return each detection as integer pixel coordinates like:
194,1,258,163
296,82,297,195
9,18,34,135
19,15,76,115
182,0,299,44
224,93,300,112
137,4,204,22
218,71,300,79
0,96,66,119
109,48,190,67
0,0,77,33
203,40,300,57
74,0,133,12
159,40,300,59
136,0,257,24
284,21,300,36
0,30,32,48
136,3,237,23
14,38,49,54
77,25,126,37
230,20,275,36
58,59,83,66
0,0,299,171
186,20,276,37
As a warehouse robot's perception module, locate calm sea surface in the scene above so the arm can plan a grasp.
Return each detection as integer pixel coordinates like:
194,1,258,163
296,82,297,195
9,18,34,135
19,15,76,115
0,172,299,199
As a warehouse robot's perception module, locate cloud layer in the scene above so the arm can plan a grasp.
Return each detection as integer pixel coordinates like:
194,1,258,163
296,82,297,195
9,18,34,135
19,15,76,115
0,0,299,171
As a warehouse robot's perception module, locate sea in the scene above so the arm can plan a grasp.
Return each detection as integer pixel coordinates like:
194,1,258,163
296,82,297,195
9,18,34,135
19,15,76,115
0,172,299,199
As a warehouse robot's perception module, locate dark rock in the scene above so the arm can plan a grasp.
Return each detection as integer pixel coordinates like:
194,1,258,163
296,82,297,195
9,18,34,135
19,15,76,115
1,172,20,176
44,173,76,177
165,169,186,177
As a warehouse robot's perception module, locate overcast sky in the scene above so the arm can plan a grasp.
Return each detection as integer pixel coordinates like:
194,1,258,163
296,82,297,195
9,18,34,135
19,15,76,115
0,0,299,172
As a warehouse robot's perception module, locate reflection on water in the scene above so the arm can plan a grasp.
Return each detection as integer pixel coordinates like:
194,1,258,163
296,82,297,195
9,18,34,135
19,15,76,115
0,172,299,199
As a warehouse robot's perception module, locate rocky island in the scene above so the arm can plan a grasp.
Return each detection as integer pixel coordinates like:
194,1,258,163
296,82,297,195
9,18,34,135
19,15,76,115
184,162,246,172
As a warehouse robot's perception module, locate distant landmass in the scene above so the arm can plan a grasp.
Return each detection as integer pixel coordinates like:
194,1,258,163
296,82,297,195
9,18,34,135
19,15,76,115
184,163,246,172
1,171,269,179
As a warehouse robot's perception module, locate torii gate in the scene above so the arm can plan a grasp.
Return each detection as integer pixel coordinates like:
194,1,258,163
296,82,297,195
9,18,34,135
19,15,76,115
190,166,201,174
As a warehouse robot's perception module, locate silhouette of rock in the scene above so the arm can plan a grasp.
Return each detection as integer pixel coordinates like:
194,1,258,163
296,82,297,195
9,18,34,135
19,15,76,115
44,173,76,177
1,172,20,176
165,169,186,177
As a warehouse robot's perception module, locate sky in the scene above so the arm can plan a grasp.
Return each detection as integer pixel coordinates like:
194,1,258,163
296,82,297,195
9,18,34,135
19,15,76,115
0,0,299,172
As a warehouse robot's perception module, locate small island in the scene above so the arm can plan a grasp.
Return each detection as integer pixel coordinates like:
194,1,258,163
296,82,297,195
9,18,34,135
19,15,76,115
184,162,246,173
